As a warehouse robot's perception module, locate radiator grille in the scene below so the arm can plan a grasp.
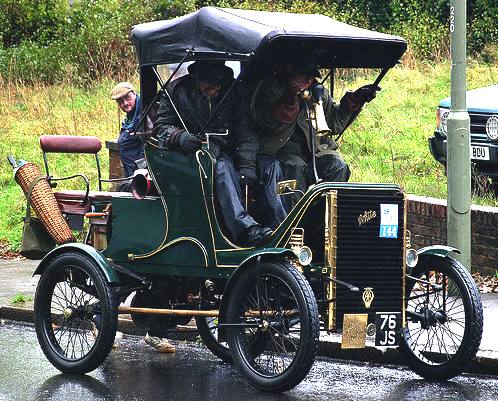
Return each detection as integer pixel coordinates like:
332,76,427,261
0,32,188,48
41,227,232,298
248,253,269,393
334,189,404,329
469,112,492,135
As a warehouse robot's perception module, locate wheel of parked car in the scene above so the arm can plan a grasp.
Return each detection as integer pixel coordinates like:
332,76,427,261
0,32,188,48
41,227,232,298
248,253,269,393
399,255,483,380
226,261,319,392
34,252,118,373
195,316,232,363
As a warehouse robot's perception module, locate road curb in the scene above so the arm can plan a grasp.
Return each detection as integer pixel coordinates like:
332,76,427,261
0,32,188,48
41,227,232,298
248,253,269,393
2,305,497,376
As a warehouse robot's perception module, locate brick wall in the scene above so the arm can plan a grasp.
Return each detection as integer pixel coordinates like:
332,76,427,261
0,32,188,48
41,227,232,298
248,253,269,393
407,194,498,275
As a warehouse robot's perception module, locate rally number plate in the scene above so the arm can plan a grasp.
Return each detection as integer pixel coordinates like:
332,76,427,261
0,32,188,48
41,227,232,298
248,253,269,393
470,145,490,160
375,312,401,346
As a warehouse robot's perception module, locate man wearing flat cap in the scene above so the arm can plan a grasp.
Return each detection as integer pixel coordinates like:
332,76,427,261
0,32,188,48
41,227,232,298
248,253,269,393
110,82,145,179
155,60,286,246
252,60,379,211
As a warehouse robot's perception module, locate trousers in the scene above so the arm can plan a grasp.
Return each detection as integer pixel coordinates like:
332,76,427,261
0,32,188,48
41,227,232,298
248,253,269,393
215,153,288,241
278,152,350,212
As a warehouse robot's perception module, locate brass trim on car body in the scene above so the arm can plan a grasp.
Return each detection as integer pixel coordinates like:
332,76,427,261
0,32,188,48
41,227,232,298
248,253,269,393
214,174,325,256
196,149,243,266
130,236,209,266
124,144,170,260
130,145,214,264
324,190,338,331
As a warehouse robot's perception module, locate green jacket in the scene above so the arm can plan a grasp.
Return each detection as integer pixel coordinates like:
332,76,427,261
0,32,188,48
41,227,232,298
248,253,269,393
251,74,353,157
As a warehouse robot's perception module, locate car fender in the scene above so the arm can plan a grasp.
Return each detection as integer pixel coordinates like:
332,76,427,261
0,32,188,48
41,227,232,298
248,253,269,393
33,243,120,284
217,248,295,338
417,245,461,258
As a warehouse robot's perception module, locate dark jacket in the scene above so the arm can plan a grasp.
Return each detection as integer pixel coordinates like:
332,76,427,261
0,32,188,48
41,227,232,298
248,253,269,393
118,94,145,177
155,75,259,168
251,74,352,157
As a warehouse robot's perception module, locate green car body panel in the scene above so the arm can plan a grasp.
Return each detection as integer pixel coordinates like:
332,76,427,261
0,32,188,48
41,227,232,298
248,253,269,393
102,144,403,280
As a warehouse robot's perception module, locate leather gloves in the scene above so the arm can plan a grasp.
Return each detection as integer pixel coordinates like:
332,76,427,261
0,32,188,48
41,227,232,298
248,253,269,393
238,166,257,186
177,131,202,153
341,84,381,112
353,84,380,104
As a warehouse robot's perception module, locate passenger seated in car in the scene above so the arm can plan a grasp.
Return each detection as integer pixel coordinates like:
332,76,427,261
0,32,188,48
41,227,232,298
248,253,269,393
252,61,379,211
155,60,286,246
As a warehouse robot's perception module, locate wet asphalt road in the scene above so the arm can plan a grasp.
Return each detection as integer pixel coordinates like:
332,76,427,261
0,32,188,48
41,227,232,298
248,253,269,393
2,321,498,401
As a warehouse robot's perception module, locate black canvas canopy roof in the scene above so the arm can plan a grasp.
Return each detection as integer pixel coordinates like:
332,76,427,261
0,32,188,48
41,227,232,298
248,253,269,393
132,7,407,69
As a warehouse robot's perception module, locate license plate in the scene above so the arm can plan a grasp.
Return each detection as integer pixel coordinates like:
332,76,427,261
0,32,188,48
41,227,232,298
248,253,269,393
471,145,490,160
375,312,401,346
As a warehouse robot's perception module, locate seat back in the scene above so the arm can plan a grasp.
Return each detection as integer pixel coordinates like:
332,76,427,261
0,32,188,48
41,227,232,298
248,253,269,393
40,134,104,191
40,135,102,154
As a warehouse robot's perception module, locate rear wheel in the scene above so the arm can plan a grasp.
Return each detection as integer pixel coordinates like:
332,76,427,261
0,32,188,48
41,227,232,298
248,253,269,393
226,261,319,392
34,252,118,373
399,255,483,379
195,316,232,363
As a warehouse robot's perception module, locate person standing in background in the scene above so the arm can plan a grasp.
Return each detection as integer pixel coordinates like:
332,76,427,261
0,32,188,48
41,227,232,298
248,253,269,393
110,82,145,179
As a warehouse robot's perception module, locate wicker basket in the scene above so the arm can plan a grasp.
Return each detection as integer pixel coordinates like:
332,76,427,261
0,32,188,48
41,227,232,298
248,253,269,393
15,162,75,244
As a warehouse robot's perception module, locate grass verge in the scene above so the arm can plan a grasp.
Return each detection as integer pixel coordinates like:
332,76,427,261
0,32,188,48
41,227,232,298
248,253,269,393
1,62,497,250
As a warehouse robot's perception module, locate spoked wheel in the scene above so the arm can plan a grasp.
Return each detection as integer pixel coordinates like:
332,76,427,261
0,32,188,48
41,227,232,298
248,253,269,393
226,261,319,392
34,252,118,373
399,255,483,379
195,316,232,363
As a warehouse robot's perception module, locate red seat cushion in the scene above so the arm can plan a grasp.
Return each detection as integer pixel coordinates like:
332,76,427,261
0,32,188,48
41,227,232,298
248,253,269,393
40,135,102,154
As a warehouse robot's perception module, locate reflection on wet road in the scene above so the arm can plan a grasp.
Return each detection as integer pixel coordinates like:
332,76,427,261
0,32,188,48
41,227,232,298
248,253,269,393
1,321,498,401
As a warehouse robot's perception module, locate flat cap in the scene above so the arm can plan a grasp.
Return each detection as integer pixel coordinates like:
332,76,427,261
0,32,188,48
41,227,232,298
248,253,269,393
110,82,134,100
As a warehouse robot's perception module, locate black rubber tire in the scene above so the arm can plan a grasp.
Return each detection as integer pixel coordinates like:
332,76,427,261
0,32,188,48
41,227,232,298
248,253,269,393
34,252,118,373
226,261,319,392
195,316,232,363
399,255,483,380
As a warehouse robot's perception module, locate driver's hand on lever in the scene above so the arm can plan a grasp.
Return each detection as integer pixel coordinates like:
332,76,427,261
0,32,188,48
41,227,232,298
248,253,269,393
341,84,381,112
175,130,203,152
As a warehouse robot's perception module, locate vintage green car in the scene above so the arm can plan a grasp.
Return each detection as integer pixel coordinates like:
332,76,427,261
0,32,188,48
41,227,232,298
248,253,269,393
32,7,483,392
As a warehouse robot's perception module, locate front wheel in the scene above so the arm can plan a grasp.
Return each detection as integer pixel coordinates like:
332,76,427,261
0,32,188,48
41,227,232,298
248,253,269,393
226,261,319,392
34,252,118,373
399,255,483,379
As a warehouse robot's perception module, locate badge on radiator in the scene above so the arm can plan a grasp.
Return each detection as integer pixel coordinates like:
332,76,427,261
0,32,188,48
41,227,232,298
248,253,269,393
379,203,398,238
362,287,374,308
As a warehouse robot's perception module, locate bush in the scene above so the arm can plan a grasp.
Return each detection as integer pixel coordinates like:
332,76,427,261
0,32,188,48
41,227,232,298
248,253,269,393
0,0,496,85
0,0,66,48
0,41,67,83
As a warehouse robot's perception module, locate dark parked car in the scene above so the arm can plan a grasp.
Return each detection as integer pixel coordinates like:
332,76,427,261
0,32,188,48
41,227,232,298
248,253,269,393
429,84,498,195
